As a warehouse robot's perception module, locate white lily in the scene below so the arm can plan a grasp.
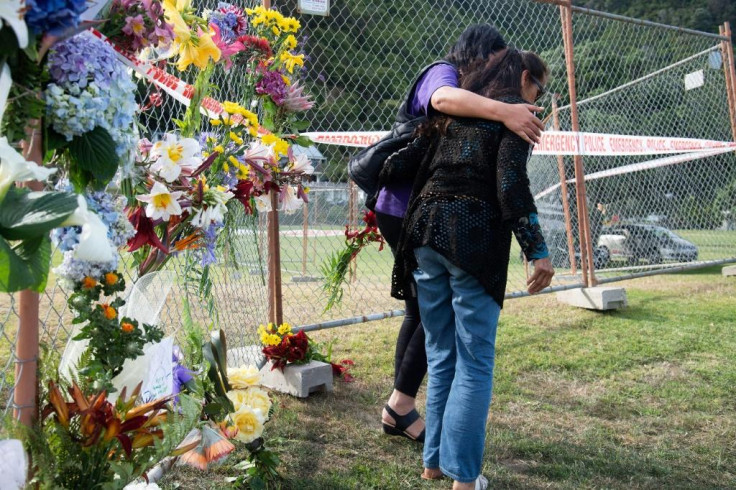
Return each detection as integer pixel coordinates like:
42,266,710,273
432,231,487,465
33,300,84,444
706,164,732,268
280,185,302,214
150,134,202,182
0,63,12,126
289,153,314,175
0,137,57,202
254,193,271,213
244,141,275,164
191,187,233,227
0,1,29,49
61,195,115,262
136,181,184,221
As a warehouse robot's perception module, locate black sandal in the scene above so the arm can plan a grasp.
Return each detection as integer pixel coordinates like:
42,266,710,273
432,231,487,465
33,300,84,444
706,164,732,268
382,404,425,443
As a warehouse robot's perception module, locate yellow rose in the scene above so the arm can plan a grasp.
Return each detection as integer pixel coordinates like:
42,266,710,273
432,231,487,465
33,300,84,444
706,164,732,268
227,365,260,389
230,406,265,443
227,387,272,421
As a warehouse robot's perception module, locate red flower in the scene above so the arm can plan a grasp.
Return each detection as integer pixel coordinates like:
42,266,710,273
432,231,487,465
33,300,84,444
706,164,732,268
233,179,254,214
127,207,168,253
331,359,355,382
237,35,272,58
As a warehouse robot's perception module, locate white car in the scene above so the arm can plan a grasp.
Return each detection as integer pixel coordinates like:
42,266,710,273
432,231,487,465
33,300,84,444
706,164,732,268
598,224,698,265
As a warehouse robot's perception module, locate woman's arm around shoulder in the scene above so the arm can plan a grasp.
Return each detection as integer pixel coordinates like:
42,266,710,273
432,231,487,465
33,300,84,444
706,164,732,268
431,86,544,144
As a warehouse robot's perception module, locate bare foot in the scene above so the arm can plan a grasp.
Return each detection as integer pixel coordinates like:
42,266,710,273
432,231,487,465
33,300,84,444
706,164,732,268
421,468,443,480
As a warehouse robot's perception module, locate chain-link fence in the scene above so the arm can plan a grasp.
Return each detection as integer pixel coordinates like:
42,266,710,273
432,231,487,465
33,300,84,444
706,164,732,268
2,0,736,417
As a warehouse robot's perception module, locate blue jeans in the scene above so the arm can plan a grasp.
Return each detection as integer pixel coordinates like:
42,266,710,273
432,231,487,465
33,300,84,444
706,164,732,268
413,246,501,483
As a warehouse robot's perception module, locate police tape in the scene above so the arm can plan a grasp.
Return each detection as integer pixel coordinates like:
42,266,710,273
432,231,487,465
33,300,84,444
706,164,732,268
534,146,735,200
89,28,242,124
301,130,736,156
89,28,736,159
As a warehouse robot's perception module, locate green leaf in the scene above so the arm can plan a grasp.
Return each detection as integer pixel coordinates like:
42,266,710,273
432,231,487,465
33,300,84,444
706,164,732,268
0,235,51,292
291,120,311,131
68,126,119,189
44,127,68,153
294,135,314,147
261,99,277,131
210,329,231,391
0,187,78,240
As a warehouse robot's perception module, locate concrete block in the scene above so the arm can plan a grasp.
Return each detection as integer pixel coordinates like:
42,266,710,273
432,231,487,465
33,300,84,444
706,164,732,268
722,265,736,277
259,360,333,398
556,286,627,311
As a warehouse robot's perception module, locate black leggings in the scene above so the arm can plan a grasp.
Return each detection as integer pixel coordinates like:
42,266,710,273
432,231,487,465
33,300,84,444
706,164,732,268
375,211,427,398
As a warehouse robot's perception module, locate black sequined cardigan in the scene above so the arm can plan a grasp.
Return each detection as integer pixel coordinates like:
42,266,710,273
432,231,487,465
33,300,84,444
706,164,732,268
389,101,547,308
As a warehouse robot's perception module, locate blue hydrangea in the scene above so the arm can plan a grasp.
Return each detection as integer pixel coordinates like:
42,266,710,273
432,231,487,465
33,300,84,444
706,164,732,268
45,32,138,161
24,0,86,36
51,183,135,283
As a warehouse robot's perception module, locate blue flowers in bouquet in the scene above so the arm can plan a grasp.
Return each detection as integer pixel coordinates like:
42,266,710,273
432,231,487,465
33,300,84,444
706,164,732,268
52,183,135,284
24,0,87,36
45,31,138,163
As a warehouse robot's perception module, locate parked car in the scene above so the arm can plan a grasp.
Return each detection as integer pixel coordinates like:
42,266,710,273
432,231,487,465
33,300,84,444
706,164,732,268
597,224,698,264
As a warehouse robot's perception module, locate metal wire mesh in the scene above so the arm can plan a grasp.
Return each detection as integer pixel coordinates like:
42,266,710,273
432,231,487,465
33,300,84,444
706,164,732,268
2,0,735,416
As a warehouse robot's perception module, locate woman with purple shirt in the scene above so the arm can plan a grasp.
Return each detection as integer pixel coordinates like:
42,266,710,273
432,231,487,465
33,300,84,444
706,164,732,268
378,25,545,443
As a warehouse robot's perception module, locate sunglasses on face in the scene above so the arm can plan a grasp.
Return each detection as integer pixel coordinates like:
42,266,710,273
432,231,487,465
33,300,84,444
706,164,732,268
530,75,546,101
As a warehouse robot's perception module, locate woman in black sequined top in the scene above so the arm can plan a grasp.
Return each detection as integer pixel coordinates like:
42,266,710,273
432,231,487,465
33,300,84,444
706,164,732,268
387,50,555,489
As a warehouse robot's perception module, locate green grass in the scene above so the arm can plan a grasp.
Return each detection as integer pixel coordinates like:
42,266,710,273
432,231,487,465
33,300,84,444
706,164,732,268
160,265,736,489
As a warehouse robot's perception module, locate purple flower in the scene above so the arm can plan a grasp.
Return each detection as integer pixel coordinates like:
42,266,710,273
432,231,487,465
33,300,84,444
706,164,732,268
25,0,86,36
48,32,121,89
200,222,222,267
255,67,288,105
122,14,146,38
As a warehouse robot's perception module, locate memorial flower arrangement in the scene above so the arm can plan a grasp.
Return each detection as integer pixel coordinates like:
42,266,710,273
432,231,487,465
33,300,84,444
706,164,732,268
258,322,355,381
1,1,320,486
321,210,386,311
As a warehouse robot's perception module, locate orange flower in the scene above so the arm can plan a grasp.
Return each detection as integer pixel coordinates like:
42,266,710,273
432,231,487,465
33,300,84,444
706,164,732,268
100,304,117,320
104,272,119,286
121,322,135,333
82,276,97,289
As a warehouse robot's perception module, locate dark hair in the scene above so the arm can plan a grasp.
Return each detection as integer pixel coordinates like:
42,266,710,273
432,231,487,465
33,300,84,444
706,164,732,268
420,49,548,137
444,24,507,75
461,49,548,99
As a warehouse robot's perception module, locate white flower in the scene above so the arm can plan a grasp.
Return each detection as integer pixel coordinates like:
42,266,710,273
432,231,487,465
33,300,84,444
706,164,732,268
150,134,202,182
61,196,115,263
191,187,233,227
289,153,314,175
0,63,11,126
227,365,260,389
0,1,28,49
254,194,272,212
227,387,272,421
136,181,184,221
244,141,275,164
230,406,265,444
280,185,302,214
0,137,57,201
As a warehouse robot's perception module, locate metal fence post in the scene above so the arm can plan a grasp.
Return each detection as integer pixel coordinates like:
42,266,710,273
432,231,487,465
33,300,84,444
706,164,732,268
559,1,596,286
552,95,578,274
14,130,44,426
722,23,736,142
267,191,283,325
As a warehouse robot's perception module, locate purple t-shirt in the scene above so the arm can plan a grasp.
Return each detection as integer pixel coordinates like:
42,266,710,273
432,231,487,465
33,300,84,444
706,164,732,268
375,63,459,217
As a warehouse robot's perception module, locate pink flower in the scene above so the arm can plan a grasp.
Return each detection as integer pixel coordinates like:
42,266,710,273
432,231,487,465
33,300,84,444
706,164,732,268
282,81,315,112
210,24,244,71
122,14,146,38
